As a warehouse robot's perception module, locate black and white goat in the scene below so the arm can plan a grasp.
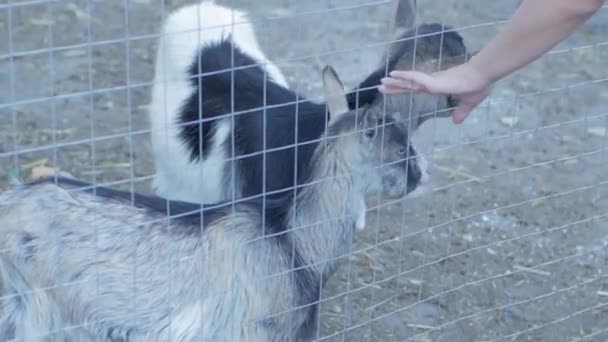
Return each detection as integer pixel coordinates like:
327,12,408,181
148,0,468,204
1,65,423,341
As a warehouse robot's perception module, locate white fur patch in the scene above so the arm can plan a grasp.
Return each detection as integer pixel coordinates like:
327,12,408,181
157,1,288,88
355,198,367,231
169,302,204,341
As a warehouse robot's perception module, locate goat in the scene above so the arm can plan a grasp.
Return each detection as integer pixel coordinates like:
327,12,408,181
148,0,468,205
0,65,424,342
149,1,289,204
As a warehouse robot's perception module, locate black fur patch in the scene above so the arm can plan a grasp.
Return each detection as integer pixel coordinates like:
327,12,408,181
180,40,331,200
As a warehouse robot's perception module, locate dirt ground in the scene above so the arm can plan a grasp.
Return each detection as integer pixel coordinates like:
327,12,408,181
1,0,607,341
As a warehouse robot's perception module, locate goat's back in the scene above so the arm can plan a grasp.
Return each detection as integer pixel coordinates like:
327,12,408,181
0,182,310,341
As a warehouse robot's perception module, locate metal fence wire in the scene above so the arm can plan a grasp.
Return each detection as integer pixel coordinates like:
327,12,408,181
0,0,607,341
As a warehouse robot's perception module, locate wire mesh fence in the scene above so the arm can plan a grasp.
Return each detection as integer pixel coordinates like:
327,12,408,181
0,0,607,341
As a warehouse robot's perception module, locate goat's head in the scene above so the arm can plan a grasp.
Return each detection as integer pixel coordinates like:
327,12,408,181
322,66,427,200
376,0,471,129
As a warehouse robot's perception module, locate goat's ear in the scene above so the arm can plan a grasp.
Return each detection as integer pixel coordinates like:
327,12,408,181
322,65,349,125
389,0,416,38
383,0,417,63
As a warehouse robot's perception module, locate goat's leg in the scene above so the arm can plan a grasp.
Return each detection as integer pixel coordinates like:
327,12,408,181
0,257,64,342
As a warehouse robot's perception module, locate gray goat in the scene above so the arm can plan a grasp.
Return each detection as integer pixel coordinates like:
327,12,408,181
0,66,423,342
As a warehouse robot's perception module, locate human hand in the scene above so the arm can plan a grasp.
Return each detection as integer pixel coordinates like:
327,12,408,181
378,62,492,124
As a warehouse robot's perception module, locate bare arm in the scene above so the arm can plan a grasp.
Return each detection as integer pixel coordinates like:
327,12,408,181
379,0,604,124
470,0,604,83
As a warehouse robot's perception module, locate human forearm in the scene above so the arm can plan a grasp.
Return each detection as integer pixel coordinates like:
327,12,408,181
468,0,603,83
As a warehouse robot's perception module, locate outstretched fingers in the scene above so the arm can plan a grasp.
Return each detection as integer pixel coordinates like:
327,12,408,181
377,63,494,124
379,77,419,93
378,84,413,94
389,70,440,92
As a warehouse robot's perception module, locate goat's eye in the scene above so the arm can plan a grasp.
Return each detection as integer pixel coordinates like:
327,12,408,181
398,146,407,156
376,118,384,126
365,128,376,139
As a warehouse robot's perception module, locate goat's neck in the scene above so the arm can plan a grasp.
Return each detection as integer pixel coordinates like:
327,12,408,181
286,146,366,276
